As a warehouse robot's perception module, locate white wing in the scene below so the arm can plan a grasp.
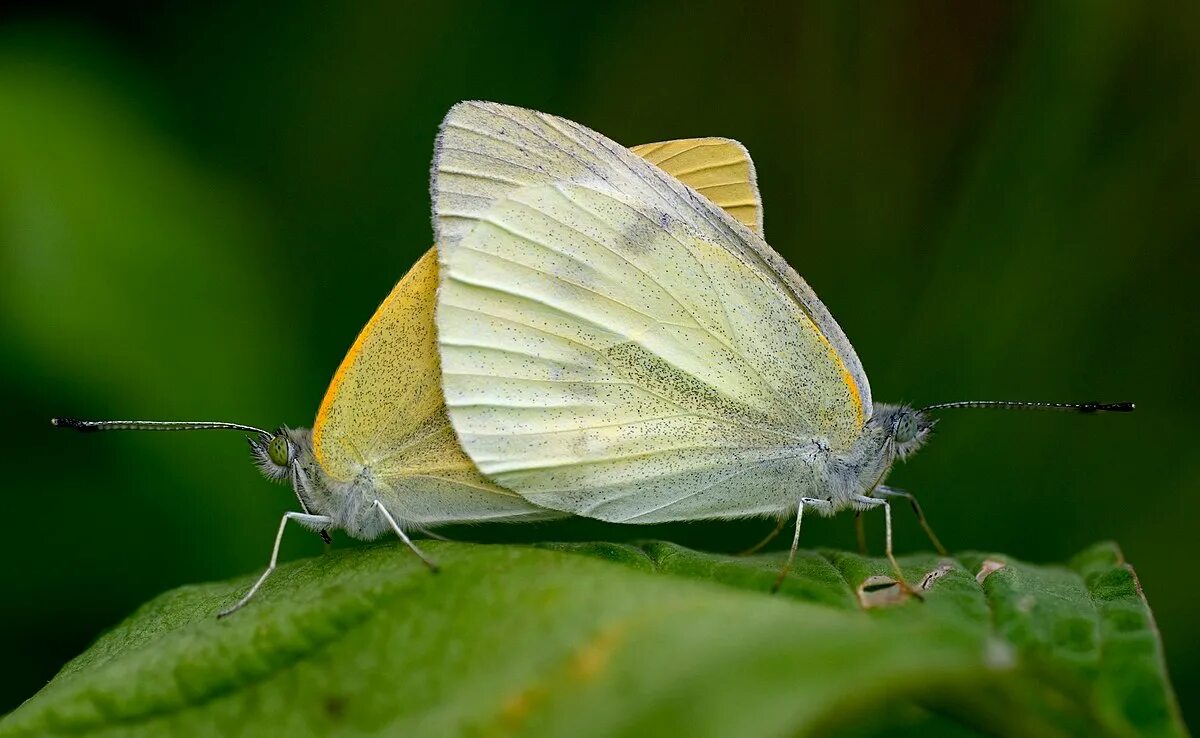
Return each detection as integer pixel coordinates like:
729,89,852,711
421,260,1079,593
433,101,869,413
437,181,862,522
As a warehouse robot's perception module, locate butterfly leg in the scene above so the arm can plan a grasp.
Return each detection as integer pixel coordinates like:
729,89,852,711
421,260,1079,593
771,497,833,593
738,515,789,556
415,526,455,542
372,500,440,573
854,511,868,555
875,486,947,556
852,495,922,600
218,511,333,618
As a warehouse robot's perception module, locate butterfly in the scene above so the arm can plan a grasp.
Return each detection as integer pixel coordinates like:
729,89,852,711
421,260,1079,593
53,126,778,614
431,101,1133,593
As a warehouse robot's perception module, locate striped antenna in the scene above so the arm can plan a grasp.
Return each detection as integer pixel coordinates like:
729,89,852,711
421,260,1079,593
919,401,1135,414
51,418,272,437
51,417,331,544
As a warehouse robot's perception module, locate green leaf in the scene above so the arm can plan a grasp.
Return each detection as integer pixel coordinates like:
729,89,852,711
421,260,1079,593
1,542,1185,737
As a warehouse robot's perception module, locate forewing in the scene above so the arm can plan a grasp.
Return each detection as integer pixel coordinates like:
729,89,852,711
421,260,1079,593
437,183,862,522
630,138,763,235
312,249,549,524
434,101,870,415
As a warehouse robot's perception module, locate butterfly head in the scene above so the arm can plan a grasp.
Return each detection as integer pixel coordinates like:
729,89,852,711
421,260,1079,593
885,405,935,460
249,427,299,482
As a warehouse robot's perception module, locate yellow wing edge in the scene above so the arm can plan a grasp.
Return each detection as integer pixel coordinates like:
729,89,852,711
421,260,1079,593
312,248,439,468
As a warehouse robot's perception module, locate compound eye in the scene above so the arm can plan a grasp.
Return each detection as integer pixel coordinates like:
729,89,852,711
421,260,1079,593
267,435,290,466
893,414,918,444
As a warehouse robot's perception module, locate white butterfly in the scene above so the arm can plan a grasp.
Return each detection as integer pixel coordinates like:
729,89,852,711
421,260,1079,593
433,101,1132,591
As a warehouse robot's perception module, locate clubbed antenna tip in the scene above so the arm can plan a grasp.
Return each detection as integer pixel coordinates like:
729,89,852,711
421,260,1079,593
1079,401,1135,413
51,417,96,431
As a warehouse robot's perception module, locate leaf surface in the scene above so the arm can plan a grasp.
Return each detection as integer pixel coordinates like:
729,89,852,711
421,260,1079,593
1,541,1185,737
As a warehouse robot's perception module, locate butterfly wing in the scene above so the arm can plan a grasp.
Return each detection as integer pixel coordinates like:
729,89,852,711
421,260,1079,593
434,101,869,413
629,138,763,235
311,133,773,525
437,180,865,522
312,249,552,524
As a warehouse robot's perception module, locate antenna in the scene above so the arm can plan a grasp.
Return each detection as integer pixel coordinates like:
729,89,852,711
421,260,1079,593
51,418,272,437
51,417,334,545
919,401,1135,414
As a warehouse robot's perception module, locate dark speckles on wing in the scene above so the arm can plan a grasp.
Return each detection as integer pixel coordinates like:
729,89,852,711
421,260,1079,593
606,342,776,431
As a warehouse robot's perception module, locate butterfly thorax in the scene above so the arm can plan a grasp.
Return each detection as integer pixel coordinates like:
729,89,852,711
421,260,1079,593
821,403,932,512
264,427,395,540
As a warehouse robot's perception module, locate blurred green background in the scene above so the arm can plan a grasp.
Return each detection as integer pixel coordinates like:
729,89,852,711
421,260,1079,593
1,0,1195,726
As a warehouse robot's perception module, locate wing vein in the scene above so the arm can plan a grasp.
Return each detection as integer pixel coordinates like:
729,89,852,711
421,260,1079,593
443,120,564,169
497,196,704,328
439,165,525,187
448,248,699,335
560,186,800,417
442,299,610,357
437,145,546,175
613,457,781,522
362,411,450,467
494,443,783,473
660,159,747,177
647,141,731,168
473,412,706,437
